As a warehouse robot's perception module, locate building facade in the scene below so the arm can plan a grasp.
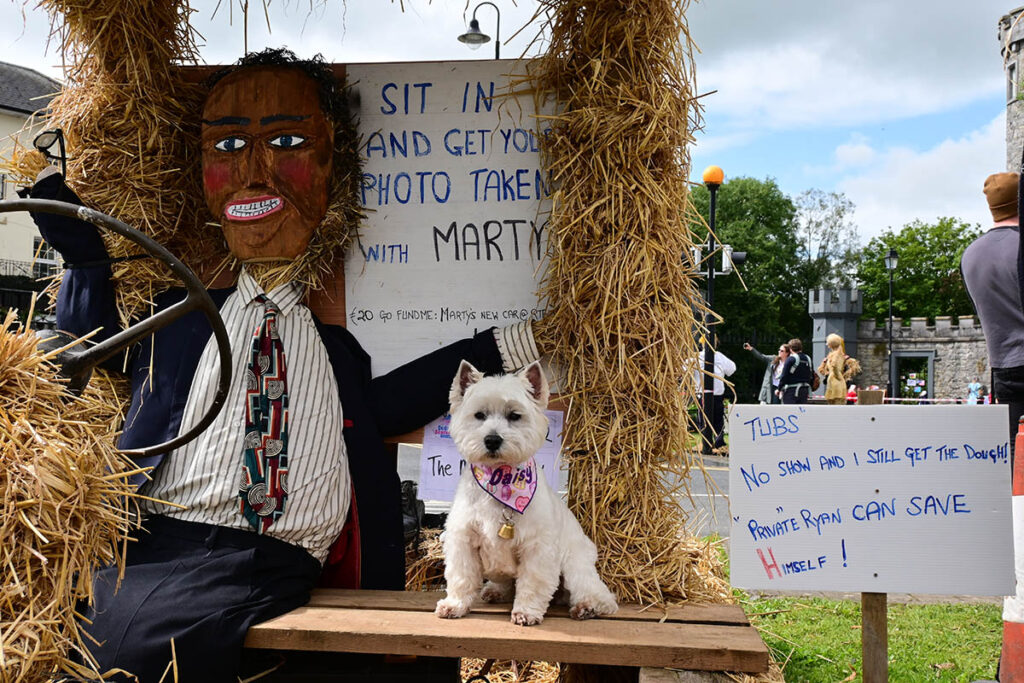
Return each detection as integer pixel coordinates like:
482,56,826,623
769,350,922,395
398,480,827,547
0,61,61,316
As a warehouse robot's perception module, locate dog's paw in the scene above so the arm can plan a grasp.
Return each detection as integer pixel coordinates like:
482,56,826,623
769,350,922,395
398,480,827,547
435,598,470,619
480,581,514,603
511,610,544,626
569,596,618,620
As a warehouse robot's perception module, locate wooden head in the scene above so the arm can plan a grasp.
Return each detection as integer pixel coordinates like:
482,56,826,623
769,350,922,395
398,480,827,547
201,63,335,262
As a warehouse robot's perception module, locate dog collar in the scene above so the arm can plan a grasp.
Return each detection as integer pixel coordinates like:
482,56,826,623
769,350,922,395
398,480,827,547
471,458,538,513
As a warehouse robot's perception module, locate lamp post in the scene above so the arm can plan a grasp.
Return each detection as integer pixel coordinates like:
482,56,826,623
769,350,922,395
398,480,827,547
701,165,724,455
884,248,899,400
458,2,501,60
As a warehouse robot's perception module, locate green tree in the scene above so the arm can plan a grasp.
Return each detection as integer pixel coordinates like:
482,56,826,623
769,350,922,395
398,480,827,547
690,177,809,402
856,217,982,323
794,189,861,288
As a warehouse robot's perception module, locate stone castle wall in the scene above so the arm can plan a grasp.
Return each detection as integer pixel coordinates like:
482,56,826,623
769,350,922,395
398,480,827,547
855,316,990,400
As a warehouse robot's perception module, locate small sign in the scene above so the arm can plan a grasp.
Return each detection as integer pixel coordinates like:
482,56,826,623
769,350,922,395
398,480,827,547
418,410,564,501
729,405,1013,596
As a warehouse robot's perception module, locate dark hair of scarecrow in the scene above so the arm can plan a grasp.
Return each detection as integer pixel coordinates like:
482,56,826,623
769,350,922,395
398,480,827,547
203,47,362,292
206,47,349,124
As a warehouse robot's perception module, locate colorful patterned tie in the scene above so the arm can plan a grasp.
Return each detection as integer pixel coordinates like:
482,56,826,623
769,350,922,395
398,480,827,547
239,294,289,533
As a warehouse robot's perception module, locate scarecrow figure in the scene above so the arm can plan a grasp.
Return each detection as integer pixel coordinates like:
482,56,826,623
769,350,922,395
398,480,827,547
26,48,538,682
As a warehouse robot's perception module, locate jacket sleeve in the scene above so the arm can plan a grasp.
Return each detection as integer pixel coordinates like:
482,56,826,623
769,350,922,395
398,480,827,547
749,348,772,365
365,328,506,437
777,356,796,390
26,173,120,344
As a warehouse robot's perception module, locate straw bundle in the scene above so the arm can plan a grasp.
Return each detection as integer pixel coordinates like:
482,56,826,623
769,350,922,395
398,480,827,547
526,0,722,609
20,0,214,328
0,310,141,682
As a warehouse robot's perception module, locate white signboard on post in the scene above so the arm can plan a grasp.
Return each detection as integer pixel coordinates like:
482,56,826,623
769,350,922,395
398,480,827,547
729,405,1013,596
345,60,552,376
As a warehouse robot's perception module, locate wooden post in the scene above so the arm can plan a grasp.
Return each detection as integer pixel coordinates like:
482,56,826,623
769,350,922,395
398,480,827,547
856,391,887,681
861,592,887,682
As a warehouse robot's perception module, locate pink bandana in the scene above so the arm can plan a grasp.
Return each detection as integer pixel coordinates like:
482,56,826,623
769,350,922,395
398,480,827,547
471,458,538,513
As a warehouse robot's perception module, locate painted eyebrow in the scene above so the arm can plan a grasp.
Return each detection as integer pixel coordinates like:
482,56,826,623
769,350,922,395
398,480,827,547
260,114,310,126
202,116,251,126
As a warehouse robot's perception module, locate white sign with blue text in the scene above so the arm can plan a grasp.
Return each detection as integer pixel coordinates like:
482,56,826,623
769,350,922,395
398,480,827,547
417,410,564,502
729,405,1013,596
345,60,552,376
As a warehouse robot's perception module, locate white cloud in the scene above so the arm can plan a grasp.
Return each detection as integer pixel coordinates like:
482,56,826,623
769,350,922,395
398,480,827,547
834,134,876,169
838,112,1005,241
690,0,1007,132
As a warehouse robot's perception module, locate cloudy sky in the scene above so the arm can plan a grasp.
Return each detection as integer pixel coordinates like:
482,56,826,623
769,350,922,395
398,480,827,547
0,0,1012,242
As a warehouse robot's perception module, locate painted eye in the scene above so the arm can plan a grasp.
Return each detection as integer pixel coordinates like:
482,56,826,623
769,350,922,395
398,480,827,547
508,412,521,422
213,136,246,152
269,134,307,149
474,411,486,420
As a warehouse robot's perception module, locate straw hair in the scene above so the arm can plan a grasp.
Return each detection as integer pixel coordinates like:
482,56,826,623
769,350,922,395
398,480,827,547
0,310,143,681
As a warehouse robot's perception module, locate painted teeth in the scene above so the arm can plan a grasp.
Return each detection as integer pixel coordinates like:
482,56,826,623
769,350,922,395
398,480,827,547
227,198,281,218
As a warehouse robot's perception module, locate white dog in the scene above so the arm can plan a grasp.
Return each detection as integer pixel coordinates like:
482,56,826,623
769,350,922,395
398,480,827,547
435,360,617,626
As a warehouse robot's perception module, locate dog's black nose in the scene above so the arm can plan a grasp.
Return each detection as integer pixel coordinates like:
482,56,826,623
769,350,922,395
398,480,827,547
484,434,503,452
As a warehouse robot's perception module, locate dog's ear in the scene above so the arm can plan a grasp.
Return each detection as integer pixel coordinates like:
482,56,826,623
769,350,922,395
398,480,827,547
450,360,483,407
519,361,549,407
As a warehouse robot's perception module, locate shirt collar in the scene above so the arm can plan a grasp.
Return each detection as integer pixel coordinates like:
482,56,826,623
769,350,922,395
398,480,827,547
237,268,304,316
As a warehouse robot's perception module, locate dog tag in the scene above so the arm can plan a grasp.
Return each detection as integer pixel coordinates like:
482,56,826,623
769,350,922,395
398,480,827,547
498,522,516,539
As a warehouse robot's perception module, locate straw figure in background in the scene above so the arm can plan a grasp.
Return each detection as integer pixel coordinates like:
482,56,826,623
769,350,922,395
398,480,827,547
816,333,861,405
22,48,541,681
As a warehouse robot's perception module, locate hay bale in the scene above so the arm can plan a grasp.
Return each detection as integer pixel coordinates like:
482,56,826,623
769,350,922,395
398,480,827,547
526,0,725,608
0,310,142,681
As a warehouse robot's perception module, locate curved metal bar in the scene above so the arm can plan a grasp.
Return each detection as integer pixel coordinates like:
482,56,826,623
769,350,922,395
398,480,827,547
0,198,233,458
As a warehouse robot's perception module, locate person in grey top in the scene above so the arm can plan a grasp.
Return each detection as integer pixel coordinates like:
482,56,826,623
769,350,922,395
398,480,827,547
960,171,1024,462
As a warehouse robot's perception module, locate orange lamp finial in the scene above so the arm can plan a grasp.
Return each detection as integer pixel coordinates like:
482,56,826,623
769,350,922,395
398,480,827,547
702,165,724,186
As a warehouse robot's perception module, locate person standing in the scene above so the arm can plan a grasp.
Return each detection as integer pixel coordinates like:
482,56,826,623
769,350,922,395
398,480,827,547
966,380,982,405
777,338,814,404
817,333,861,405
960,171,1024,461
743,341,788,404
696,347,737,450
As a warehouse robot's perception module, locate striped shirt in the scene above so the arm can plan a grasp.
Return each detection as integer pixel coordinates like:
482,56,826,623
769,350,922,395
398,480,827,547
141,269,349,563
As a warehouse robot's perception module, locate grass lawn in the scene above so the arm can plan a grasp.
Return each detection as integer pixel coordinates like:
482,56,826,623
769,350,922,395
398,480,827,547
740,593,1002,682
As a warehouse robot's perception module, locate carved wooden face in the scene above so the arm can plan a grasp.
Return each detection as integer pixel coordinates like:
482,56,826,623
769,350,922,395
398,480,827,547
201,66,334,261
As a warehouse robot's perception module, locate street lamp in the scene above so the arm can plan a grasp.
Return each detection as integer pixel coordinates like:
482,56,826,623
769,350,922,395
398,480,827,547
701,165,724,455
458,2,501,60
884,248,899,400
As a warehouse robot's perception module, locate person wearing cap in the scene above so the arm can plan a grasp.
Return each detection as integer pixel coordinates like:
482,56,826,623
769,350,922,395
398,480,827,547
960,171,1024,463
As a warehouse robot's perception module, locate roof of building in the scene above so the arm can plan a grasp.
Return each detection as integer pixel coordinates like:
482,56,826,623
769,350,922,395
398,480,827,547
0,61,61,116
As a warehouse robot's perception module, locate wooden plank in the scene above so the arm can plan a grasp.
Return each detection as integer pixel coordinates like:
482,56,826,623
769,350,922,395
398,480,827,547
245,606,769,673
305,589,751,626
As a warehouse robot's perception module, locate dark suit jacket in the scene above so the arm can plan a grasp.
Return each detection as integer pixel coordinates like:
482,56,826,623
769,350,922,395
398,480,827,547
29,173,506,589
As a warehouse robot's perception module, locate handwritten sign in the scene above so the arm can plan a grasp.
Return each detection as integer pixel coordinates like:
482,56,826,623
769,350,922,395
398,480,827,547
729,405,1013,596
345,60,553,376
418,410,564,501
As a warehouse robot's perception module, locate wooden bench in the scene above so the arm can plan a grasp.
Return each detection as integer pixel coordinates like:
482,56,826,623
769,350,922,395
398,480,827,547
244,589,769,675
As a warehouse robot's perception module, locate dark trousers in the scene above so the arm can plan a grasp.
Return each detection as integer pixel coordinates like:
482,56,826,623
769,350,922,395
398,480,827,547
781,386,809,404
699,394,726,448
78,516,321,683
994,366,1024,467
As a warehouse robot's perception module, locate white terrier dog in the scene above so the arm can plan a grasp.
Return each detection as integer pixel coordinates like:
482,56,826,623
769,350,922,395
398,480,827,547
435,360,617,626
